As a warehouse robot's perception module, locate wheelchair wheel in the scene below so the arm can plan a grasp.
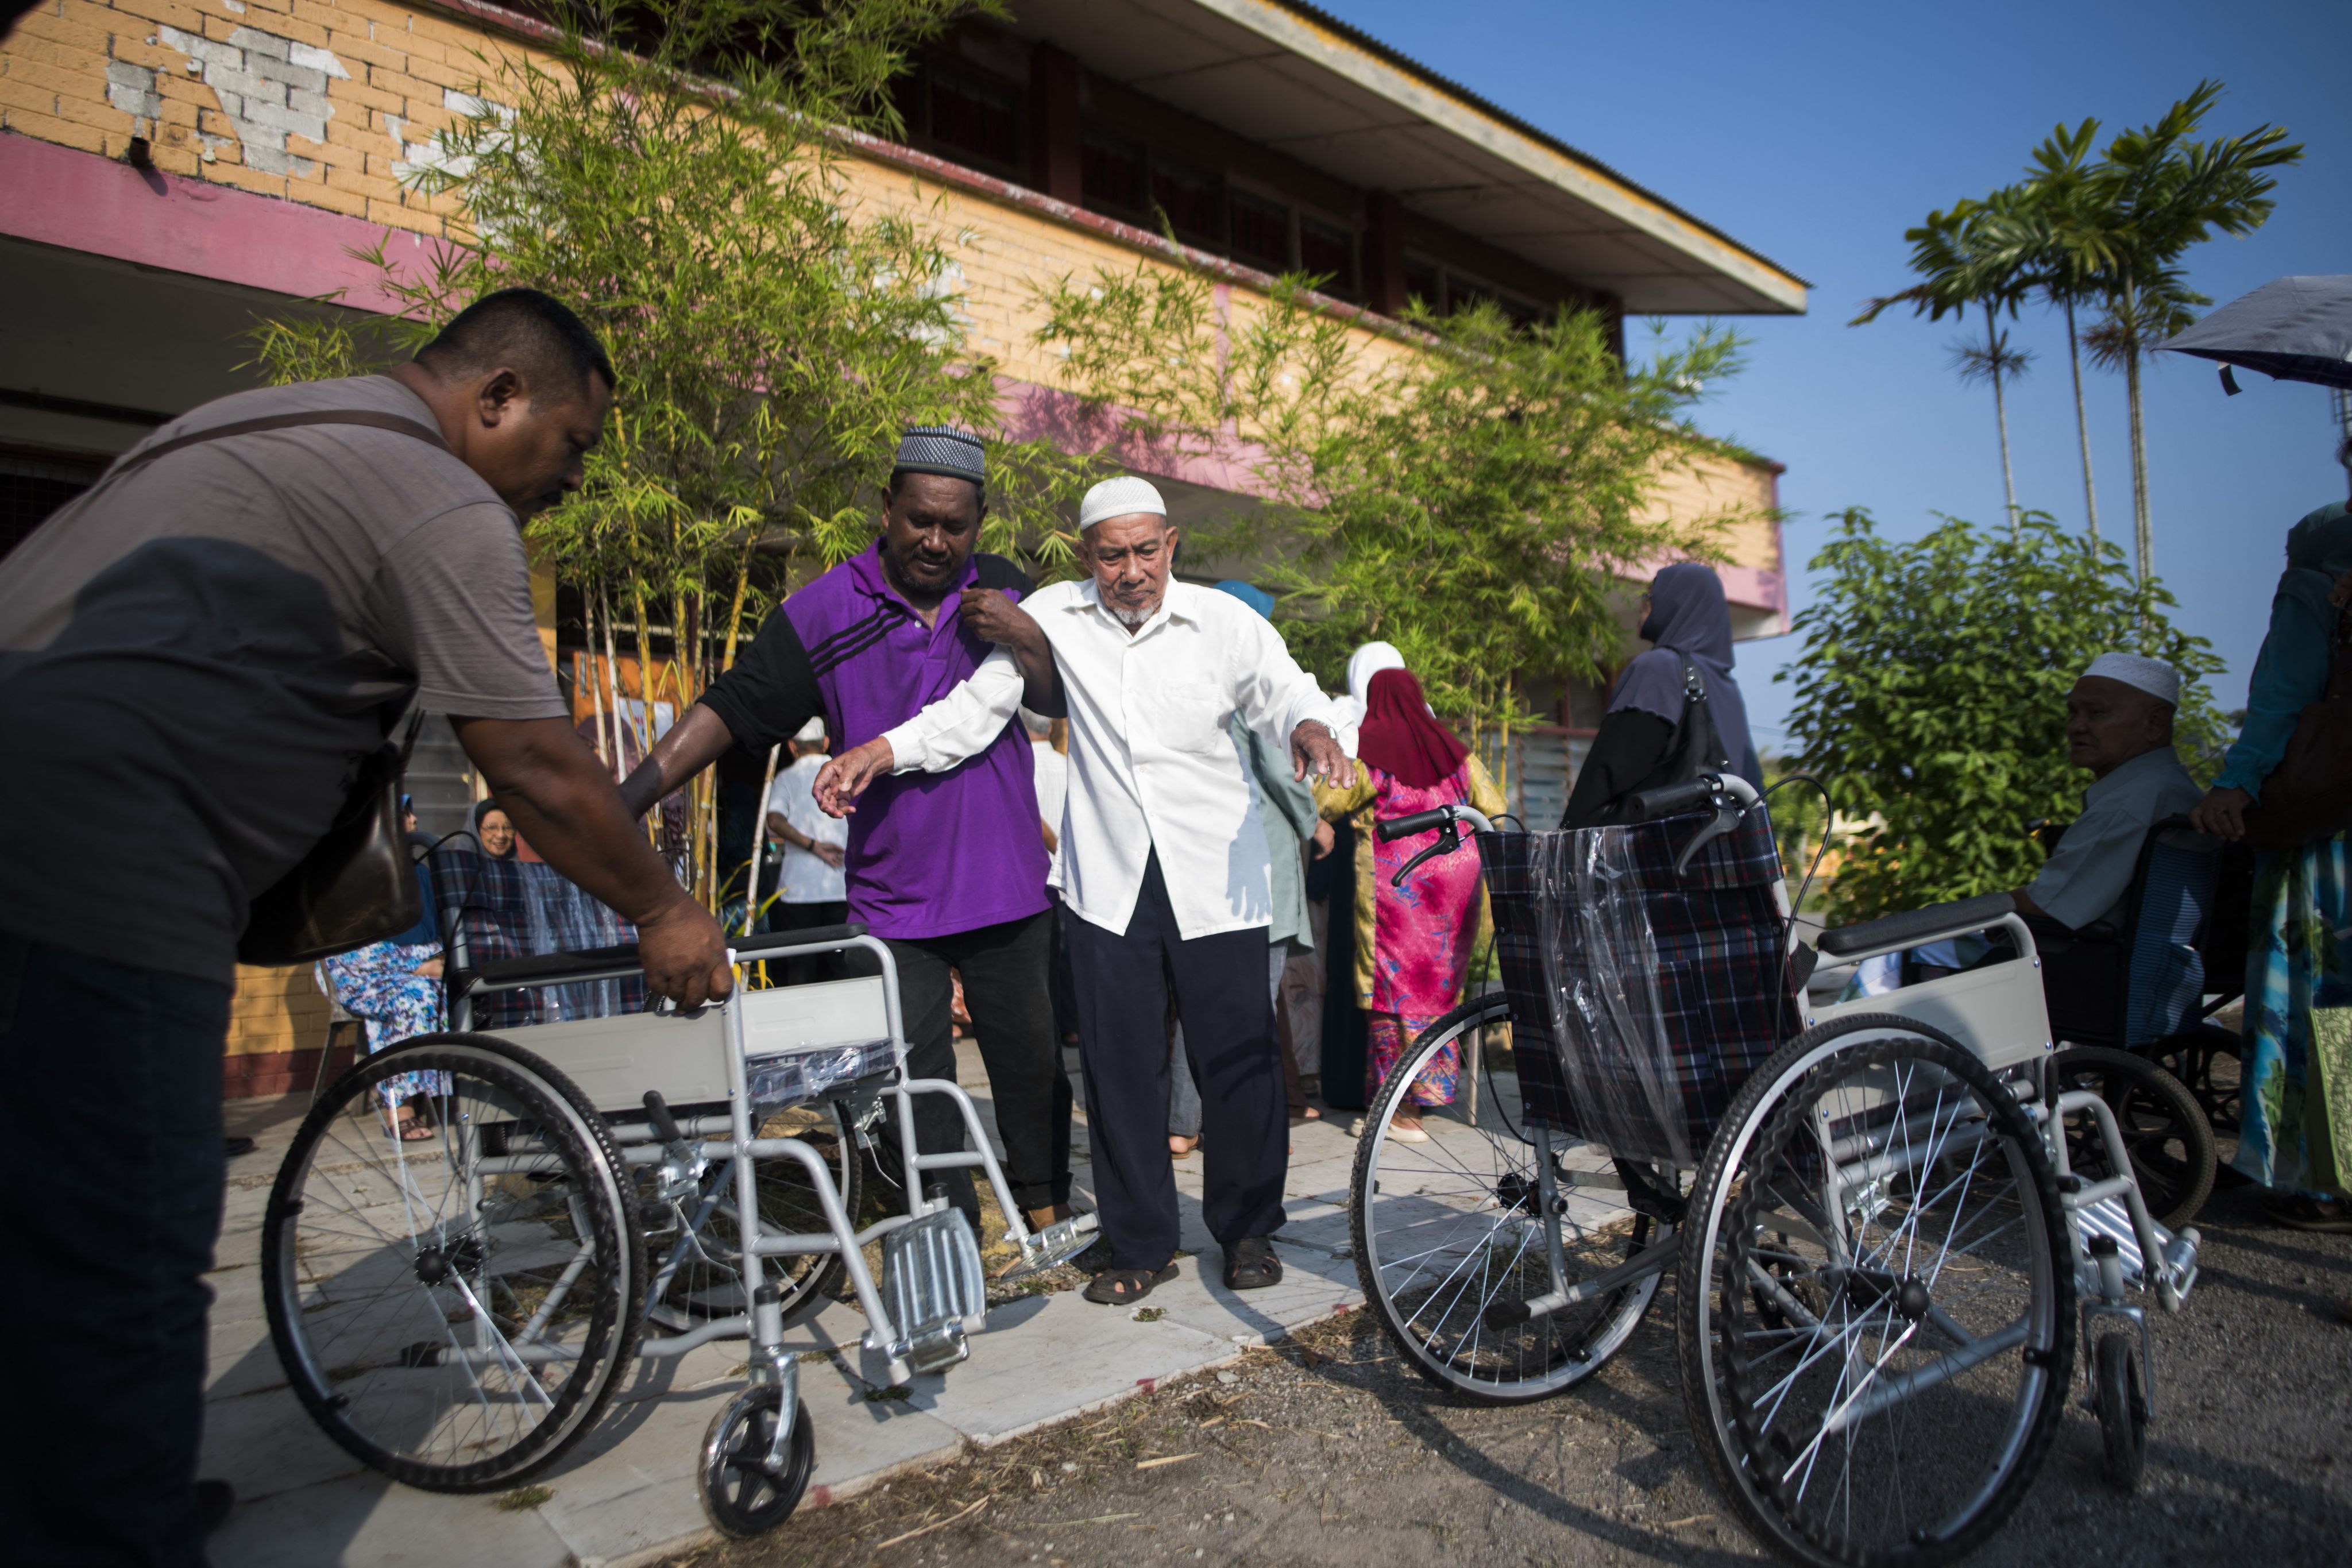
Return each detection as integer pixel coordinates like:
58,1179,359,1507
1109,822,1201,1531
1677,1014,2074,1567
2052,1046,2214,1230
2092,1331,2149,1490
697,1384,816,1538
654,1098,861,1327
1353,995,1669,1404
2146,1025,2243,1146
262,1034,644,1492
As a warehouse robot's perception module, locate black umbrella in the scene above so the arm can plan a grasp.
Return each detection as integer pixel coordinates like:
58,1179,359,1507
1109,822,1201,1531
2160,275,2352,393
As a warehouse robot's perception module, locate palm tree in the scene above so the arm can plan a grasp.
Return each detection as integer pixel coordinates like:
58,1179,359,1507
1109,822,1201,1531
1855,198,2034,533
1987,122,2106,542
2075,82,2301,582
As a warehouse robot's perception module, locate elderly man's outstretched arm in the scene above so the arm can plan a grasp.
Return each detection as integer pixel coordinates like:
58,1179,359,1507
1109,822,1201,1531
814,645,1028,814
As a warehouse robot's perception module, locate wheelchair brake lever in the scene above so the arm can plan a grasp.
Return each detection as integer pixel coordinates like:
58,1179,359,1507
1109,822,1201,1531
1391,822,1461,887
1670,801,1746,878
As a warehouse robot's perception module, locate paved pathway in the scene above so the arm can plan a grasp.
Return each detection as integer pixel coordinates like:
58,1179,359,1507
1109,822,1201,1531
205,1043,1383,1567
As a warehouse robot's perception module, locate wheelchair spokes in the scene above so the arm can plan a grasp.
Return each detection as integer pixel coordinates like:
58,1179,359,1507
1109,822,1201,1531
262,1039,642,1490
1680,1020,2074,1567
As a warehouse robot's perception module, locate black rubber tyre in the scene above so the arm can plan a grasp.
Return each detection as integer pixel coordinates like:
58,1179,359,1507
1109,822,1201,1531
2093,1331,2148,1491
2052,1046,2215,1230
263,1034,645,1491
653,1097,860,1328
1351,994,1669,1404
697,1385,816,1538
1677,1014,2075,1568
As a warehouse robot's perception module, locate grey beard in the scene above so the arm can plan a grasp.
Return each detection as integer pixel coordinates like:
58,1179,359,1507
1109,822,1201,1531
1111,600,1155,628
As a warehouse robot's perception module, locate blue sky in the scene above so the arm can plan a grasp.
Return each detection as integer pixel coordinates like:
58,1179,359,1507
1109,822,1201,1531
1319,0,2352,750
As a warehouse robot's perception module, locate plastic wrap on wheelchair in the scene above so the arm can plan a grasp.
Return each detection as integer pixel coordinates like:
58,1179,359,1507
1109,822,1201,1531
1478,804,1798,1168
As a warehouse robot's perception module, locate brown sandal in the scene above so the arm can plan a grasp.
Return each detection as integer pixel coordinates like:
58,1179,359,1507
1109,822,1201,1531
1084,1264,1178,1306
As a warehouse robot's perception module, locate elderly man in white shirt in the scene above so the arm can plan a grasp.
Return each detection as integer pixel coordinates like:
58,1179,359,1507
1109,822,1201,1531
818,476,1354,1306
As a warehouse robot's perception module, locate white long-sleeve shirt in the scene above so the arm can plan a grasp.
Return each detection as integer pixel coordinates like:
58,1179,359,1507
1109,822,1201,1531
881,578,1346,941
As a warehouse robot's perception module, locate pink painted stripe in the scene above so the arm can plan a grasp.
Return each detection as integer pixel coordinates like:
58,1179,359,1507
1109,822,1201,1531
0,133,431,313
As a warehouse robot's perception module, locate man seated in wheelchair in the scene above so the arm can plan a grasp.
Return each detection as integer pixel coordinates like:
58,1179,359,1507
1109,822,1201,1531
1843,654,2200,1013
2006,654,2203,1029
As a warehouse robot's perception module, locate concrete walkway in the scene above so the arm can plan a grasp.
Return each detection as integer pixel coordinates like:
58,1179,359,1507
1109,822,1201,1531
204,1044,1374,1567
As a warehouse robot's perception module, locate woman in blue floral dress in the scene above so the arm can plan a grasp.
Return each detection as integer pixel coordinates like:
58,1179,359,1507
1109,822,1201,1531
2194,499,2352,1229
319,939,448,1139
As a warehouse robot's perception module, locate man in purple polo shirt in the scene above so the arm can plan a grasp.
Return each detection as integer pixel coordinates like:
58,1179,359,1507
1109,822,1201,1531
621,427,1073,1233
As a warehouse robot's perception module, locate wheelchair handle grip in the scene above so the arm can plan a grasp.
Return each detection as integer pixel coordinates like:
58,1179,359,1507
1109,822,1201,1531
1377,808,1450,842
642,1090,684,1145
1624,777,1718,821
1375,803,1498,843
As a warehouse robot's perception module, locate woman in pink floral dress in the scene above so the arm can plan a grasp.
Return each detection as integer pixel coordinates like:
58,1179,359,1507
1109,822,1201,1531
1317,667,1506,1138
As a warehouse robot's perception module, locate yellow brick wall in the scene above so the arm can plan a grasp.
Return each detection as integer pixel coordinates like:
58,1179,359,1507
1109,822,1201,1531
2,0,515,233
226,961,330,1059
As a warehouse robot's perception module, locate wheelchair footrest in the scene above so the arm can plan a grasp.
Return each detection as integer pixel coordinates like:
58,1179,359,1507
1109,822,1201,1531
997,1210,1101,1281
2075,1196,2199,1303
882,1208,986,1375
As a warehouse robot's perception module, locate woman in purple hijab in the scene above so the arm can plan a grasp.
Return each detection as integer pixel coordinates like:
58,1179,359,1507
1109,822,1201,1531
1561,562,1761,828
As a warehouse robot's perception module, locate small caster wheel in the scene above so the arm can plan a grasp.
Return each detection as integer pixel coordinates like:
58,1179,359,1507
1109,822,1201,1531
2093,1332,2148,1490
697,1384,815,1538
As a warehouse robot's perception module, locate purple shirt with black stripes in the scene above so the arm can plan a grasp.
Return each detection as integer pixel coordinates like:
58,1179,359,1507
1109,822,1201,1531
701,541,1049,941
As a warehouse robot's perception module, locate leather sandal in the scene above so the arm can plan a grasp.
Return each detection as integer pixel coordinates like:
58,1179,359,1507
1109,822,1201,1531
1225,1235,1283,1291
1084,1263,1178,1306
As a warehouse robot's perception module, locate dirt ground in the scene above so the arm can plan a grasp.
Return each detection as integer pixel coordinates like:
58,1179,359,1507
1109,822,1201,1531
662,1175,2352,1568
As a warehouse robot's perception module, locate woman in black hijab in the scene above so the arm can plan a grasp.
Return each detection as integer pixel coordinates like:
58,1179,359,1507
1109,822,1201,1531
1561,562,1762,828
466,799,519,859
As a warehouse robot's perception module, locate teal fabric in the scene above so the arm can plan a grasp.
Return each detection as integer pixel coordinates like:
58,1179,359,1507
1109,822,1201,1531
1230,712,1318,950
2215,501,2352,799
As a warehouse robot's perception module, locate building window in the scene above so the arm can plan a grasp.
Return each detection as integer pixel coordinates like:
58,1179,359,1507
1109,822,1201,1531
926,69,1021,171
1298,214,1357,296
1404,256,1542,323
0,446,104,564
1402,253,1442,312
1227,188,1290,272
1080,125,1145,213
1148,153,1222,246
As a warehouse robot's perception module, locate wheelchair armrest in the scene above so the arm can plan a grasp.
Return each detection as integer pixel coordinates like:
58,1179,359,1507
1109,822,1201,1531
466,941,644,991
1817,893,2017,958
731,922,869,959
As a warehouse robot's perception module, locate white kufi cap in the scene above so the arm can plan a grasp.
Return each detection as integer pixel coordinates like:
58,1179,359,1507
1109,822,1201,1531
793,716,827,743
1078,476,1167,530
2081,652,2180,707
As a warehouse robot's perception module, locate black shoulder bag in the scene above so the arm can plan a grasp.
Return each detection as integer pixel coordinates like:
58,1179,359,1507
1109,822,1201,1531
100,408,457,964
1616,654,1734,822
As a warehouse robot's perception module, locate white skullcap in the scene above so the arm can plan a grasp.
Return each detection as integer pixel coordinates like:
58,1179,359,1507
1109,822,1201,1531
793,716,827,743
2081,652,2180,707
1078,475,1167,530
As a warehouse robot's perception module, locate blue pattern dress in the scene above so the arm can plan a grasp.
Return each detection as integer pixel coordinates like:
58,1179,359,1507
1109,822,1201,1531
319,939,449,1109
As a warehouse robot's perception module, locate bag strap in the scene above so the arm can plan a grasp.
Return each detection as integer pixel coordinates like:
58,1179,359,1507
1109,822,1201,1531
119,409,454,474
1678,653,1732,773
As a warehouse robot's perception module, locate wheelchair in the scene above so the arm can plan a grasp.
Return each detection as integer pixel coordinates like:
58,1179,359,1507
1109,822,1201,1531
1347,773,2203,1567
2029,813,2254,1194
260,923,1097,1538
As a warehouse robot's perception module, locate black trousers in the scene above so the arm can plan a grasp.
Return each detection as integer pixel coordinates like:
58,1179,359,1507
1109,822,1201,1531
0,936,232,1568
1064,854,1287,1272
771,898,852,988
883,909,1071,1217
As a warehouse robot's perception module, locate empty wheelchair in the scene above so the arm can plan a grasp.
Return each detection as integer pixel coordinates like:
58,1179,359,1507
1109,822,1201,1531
1349,772,2204,1567
260,922,1096,1537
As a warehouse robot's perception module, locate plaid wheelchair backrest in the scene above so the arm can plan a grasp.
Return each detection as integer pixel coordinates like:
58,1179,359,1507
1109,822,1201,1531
2124,822,2219,1048
1481,801,1799,1168
426,847,645,1029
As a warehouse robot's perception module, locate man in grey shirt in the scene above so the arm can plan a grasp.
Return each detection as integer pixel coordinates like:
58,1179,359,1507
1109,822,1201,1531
0,289,729,1566
2013,653,2204,932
